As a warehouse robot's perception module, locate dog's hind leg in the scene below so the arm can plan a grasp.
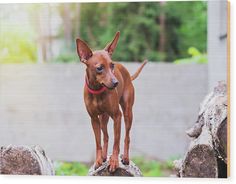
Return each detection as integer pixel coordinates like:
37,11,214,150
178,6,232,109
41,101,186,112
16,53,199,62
99,113,109,162
120,84,135,165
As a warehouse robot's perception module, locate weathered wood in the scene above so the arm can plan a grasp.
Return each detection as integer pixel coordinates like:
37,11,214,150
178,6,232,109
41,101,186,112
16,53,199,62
180,127,218,177
175,81,228,178
88,155,142,176
0,145,55,175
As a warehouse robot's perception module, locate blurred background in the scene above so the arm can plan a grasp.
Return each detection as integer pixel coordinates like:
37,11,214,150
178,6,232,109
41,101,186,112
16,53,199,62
0,1,227,176
0,2,207,64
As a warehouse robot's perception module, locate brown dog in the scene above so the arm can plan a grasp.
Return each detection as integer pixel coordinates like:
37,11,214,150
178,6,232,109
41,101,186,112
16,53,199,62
76,31,147,172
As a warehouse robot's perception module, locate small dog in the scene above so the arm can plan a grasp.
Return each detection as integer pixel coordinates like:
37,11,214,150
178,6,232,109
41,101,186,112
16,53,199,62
76,31,147,172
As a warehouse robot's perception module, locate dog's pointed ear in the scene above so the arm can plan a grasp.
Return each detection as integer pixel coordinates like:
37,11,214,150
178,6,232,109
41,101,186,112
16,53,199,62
76,38,93,64
104,31,120,56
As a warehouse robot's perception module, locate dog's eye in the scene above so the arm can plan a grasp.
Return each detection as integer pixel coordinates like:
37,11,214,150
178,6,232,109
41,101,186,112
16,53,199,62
96,66,103,73
111,63,115,70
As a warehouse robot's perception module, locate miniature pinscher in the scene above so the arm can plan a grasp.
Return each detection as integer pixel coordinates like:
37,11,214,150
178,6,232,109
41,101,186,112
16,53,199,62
76,31,147,172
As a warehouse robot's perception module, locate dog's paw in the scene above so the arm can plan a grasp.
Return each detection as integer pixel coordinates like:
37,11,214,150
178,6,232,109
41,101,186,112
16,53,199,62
108,155,119,173
102,152,107,162
102,157,107,162
94,158,103,170
121,156,130,165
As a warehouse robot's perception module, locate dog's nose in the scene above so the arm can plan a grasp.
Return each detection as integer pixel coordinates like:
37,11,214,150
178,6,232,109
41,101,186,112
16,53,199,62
112,79,119,87
113,81,119,87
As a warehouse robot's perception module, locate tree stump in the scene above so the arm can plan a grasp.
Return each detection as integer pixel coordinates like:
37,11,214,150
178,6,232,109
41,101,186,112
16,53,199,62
88,154,142,176
0,145,55,175
174,81,228,178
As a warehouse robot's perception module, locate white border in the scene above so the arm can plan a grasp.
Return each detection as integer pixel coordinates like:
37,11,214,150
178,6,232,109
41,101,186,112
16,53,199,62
0,0,234,184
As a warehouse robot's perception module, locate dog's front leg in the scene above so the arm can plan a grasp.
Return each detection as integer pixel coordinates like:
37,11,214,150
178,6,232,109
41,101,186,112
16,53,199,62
109,110,122,172
91,116,103,169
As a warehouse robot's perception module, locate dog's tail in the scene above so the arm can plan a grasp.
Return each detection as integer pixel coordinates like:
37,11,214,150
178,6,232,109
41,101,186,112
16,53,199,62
131,59,148,81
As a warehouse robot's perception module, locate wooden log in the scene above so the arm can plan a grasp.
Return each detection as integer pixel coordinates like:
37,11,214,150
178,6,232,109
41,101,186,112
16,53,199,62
0,145,55,175
175,81,228,178
88,155,142,176
179,126,218,177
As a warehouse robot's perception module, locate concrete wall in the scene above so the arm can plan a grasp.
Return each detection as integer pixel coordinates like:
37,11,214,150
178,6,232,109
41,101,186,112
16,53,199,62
0,63,208,162
208,0,228,91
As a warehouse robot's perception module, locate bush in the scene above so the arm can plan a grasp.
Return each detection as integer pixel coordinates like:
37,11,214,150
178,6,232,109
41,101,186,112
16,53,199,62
130,156,175,177
54,161,89,176
0,30,37,64
52,52,78,63
174,47,207,64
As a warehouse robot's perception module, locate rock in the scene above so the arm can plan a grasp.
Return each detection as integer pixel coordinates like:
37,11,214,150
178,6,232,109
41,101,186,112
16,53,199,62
88,155,142,176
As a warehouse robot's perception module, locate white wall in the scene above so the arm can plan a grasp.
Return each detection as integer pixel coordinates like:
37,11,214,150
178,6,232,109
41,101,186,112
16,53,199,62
208,0,228,91
0,63,207,162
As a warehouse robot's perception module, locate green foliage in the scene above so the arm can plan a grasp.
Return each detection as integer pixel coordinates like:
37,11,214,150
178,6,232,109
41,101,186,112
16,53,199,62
132,156,174,177
132,157,162,176
54,161,89,176
0,30,37,64
0,2,207,63
79,1,207,62
174,47,207,64
164,1,207,61
52,52,78,63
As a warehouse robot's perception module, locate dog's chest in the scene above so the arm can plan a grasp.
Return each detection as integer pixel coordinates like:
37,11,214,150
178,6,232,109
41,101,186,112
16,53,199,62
86,95,108,114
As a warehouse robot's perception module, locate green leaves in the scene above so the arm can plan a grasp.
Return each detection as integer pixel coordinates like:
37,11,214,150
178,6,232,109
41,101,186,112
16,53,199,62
0,2,207,63
79,1,207,62
132,156,175,177
188,47,201,56
0,30,37,64
174,47,207,64
54,161,89,176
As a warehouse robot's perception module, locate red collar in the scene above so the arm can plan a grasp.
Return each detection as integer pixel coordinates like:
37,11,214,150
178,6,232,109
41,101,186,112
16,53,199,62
85,76,107,95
